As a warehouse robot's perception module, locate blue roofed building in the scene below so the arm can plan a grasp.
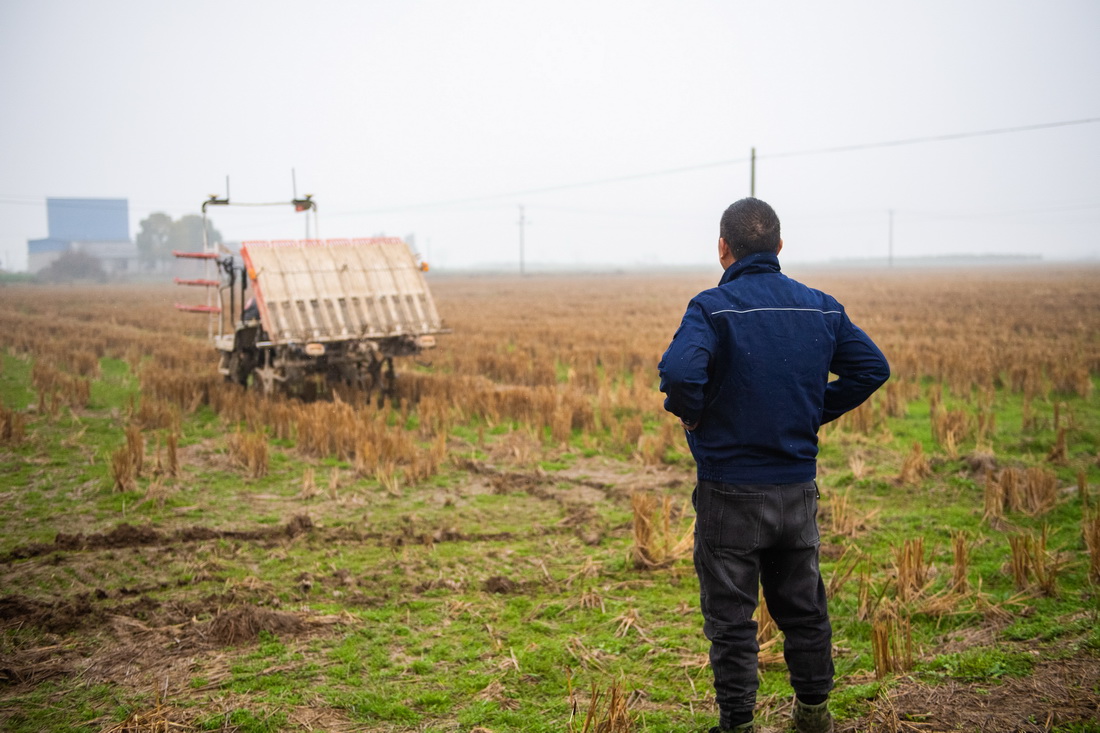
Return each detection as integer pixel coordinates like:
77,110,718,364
28,198,138,274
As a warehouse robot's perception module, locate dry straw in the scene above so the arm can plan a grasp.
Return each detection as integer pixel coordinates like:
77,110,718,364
31,361,91,411
1008,526,1058,596
227,428,269,479
932,406,972,456
824,489,878,537
856,559,884,622
848,453,867,480
376,461,401,496
976,405,996,446
298,467,320,500
755,592,777,645
100,693,188,733
613,608,651,642
1084,510,1100,584
630,492,694,570
892,537,928,603
837,400,876,435
0,406,26,445
567,678,635,733
1008,533,1032,591
1047,427,1068,464
983,469,1005,520
871,607,912,679
165,431,179,478
985,466,1059,519
143,476,171,509
951,531,970,594
826,546,862,599
1023,467,1058,515
616,415,645,455
109,444,136,492
898,442,930,485
133,394,181,432
635,419,680,466
125,423,145,477
108,424,147,492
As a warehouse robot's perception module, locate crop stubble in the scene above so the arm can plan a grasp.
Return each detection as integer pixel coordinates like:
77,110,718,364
1,265,1099,731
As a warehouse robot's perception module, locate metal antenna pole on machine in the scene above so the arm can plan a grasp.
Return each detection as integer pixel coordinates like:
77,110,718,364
201,177,230,341
750,147,756,197
291,172,318,240
293,169,309,240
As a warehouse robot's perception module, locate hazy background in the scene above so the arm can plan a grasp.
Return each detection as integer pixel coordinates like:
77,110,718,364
2,0,1098,272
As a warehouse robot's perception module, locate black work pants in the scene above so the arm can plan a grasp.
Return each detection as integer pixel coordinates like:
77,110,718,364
692,479,834,717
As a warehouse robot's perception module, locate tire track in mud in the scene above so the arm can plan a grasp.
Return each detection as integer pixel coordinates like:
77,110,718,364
0,460,669,564
0,513,520,564
0,463,682,700
0,463,672,634
462,457,692,546
0,465,634,635
0,515,314,562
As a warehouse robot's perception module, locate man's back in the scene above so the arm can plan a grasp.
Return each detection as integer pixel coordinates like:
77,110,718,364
659,251,889,484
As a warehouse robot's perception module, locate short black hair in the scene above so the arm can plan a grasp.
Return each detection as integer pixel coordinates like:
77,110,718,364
720,198,781,260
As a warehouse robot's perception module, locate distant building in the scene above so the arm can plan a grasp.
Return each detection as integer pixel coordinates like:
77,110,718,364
27,198,139,274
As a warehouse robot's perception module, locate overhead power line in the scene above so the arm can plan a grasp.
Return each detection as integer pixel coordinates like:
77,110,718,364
326,155,754,216
2,117,1097,217
0,195,53,207
336,116,1100,216
761,117,1100,160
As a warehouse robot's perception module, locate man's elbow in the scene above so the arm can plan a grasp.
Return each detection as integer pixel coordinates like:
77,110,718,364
660,377,702,421
871,356,888,385
658,361,691,398
872,359,891,388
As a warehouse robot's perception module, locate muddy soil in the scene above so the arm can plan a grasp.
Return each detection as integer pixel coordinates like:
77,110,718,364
1,514,316,562
843,651,1100,731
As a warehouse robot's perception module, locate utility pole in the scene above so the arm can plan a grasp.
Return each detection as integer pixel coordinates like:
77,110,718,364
888,209,894,267
517,205,527,276
750,147,756,197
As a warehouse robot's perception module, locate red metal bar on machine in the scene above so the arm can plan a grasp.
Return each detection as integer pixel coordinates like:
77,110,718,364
174,304,222,313
172,250,220,260
174,278,221,287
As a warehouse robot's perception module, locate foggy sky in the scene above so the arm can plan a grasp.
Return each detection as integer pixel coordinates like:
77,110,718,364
1,0,1098,272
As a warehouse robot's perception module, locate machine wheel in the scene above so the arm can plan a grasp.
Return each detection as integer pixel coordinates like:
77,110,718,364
365,356,396,407
252,364,281,396
226,349,256,386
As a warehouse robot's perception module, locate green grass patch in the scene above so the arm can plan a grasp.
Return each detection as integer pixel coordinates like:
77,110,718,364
921,646,1036,682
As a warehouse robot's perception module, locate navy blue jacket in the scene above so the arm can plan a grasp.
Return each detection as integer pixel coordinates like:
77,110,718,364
658,252,889,484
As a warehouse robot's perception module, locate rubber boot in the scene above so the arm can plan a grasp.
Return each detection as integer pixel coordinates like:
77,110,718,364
709,723,756,733
792,698,833,733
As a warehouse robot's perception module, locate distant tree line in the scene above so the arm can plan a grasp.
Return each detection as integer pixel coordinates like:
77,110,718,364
35,212,224,283
136,212,223,264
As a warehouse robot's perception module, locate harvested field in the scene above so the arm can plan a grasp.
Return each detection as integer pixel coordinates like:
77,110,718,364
2,265,1099,732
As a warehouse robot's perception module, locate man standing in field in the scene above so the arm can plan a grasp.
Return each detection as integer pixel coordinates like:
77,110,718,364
658,198,889,733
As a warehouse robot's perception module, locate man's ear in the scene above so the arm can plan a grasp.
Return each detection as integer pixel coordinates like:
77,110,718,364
776,239,783,255
719,238,734,267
